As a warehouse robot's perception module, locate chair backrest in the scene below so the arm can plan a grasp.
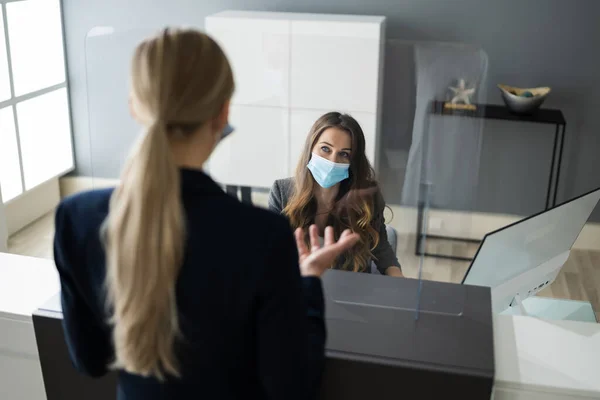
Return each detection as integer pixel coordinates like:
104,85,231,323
371,225,398,274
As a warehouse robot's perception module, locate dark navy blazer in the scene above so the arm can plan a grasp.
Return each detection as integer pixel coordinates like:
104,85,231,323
53,168,325,400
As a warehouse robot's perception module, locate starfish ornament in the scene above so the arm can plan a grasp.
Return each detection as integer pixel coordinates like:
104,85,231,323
449,79,476,105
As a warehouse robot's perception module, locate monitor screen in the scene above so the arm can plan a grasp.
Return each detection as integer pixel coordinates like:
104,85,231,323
462,188,600,289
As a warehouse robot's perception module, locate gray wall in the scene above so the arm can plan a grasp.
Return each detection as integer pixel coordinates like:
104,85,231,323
62,0,600,221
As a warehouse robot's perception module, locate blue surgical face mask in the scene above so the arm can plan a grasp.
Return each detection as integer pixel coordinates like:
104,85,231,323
307,153,350,189
221,123,234,141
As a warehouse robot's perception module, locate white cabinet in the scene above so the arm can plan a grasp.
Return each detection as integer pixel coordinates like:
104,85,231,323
289,109,322,173
206,11,386,188
209,105,290,188
289,18,383,113
206,15,290,108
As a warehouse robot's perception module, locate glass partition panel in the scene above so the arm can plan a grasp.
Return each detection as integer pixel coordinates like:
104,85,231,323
85,26,155,185
381,40,488,291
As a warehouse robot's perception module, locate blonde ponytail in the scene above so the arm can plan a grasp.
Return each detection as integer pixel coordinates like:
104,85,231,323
105,120,185,379
103,28,234,380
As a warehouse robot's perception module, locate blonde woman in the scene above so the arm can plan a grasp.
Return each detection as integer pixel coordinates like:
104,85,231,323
53,28,358,400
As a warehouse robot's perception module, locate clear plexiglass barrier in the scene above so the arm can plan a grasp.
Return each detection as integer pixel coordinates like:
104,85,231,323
386,39,488,277
85,26,491,318
84,26,156,182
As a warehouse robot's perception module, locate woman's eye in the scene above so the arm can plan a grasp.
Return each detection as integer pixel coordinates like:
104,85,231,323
321,146,331,153
340,152,350,158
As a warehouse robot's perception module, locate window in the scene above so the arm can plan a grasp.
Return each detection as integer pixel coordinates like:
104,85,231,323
7,0,66,96
0,0,73,203
0,106,21,201
0,9,10,102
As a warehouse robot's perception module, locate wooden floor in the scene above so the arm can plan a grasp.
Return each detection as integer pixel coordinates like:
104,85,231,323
8,210,600,321
7,211,55,260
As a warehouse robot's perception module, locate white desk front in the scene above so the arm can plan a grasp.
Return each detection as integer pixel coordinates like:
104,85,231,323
0,252,59,400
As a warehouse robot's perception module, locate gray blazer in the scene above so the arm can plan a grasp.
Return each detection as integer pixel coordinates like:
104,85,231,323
268,178,401,274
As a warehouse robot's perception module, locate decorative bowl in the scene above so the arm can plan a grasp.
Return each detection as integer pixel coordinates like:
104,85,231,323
498,84,551,115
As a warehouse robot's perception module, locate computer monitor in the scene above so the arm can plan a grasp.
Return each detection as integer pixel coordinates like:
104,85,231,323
462,187,600,314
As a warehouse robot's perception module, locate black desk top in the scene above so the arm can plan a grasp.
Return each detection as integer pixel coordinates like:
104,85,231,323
431,101,566,125
322,270,494,378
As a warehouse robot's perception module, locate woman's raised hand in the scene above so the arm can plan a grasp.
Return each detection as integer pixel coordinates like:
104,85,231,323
295,225,360,277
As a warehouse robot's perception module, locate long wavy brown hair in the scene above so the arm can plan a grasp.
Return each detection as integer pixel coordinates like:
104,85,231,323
283,112,381,272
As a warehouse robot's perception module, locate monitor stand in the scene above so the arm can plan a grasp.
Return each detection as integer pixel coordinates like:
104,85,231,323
507,293,529,317
502,295,597,323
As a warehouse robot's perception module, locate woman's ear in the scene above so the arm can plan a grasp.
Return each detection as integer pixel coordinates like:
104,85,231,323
212,99,231,135
129,96,140,123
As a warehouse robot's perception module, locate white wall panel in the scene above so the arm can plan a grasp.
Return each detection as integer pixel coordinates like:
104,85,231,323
207,105,289,188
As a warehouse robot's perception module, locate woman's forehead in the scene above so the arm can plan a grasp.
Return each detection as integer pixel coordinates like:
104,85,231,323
318,127,351,148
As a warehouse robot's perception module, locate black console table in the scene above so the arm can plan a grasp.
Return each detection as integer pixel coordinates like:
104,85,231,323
416,101,567,262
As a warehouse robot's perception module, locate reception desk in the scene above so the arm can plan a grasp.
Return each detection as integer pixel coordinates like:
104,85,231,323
32,270,496,399
2,252,600,399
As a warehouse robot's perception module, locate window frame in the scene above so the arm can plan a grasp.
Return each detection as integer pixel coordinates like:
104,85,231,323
0,0,74,204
